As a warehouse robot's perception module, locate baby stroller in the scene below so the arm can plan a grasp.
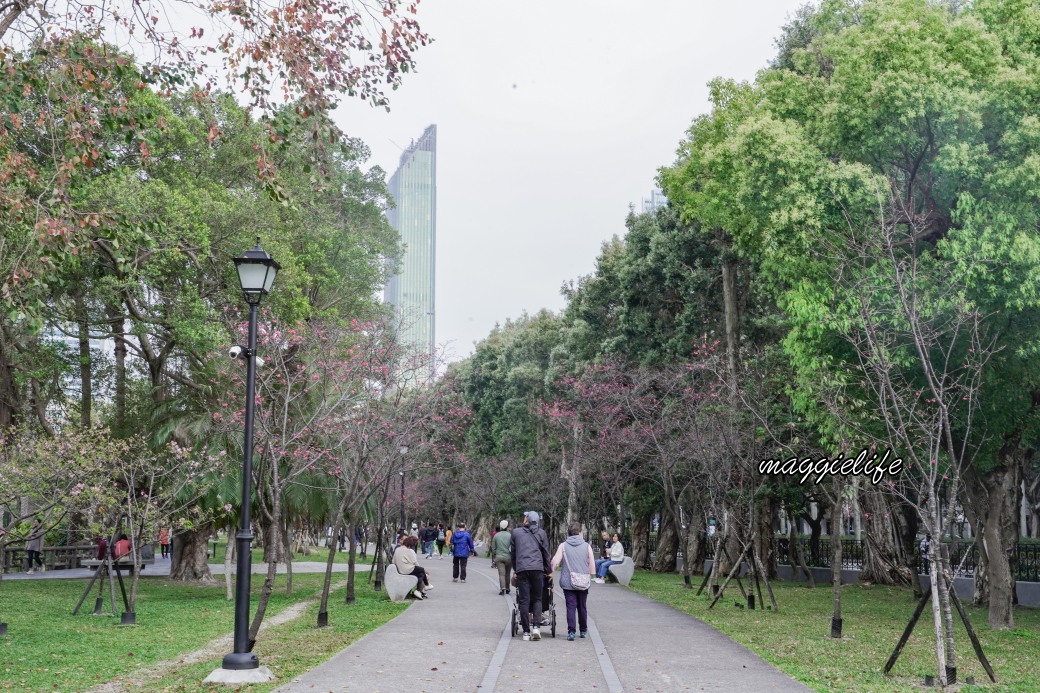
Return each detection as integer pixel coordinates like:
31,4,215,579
510,573,557,638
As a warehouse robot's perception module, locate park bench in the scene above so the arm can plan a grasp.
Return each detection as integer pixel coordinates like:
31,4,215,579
81,553,156,575
606,556,635,586
384,565,420,602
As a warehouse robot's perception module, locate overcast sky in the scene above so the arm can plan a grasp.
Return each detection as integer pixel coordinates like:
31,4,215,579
332,1,809,361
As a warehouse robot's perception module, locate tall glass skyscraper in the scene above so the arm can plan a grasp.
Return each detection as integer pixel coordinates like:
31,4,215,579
384,125,437,357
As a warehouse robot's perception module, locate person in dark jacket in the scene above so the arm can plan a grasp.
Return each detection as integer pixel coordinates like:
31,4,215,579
510,510,551,641
450,522,475,582
421,522,437,558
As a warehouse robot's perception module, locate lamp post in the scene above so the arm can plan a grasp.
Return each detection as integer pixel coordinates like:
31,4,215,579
222,238,279,673
398,445,409,533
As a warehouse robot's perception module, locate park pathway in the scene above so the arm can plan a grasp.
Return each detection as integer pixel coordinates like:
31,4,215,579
272,555,812,693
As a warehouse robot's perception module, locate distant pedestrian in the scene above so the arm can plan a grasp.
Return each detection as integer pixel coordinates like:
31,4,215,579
435,523,446,558
552,522,595,640
421,522,437,558
511,510,551,641
920,533,931,558
450,522,475,582
492,519,513,595
158,527,170,559
25,518,44,574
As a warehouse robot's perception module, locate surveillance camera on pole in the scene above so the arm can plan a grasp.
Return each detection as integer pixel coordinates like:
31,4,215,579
228,345,265,368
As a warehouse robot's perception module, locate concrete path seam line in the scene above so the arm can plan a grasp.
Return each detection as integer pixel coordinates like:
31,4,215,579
582,592,624,693
478,604,515,691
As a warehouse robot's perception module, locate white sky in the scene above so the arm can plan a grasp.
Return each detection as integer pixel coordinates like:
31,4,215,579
332,1,809,361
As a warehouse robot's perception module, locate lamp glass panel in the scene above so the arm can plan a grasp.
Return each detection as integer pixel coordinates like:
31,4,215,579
262,265,278,293
237,262,268,293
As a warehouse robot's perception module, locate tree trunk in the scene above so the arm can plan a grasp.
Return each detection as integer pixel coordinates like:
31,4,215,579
168,525,214,582
788,517,814,586
681,496,708,586
720,251,741,406
282,518,293,596
0,324,23,433
830,494,843,638
803,506,823,566
859,484,915,586
224,524,234,600
109,306,127,435
755,492,776,580
249,520,280,646
652,513,678,573
345,520,358,605
963,455,1021,630
76,293,91,427
630,513,651,568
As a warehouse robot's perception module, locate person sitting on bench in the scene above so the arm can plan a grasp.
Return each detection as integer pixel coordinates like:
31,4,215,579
393,535,431,599
594,533,624,583
112,534,132,560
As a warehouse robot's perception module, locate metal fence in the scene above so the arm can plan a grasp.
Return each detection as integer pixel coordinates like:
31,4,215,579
776,537,1040,582
600,532,1040,582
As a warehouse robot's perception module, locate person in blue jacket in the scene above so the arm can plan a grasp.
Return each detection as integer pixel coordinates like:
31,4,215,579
450,522,475,582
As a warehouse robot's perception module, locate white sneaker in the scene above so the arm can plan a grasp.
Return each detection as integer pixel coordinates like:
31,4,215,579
522,632,531,641
413,589,425,600
594,577,605,583
425,584,434,590
531,627,541,641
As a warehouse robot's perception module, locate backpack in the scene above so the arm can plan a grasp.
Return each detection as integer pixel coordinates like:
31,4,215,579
438,529,445,541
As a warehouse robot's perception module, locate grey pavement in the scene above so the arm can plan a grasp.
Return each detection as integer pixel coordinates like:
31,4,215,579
272,555,812,693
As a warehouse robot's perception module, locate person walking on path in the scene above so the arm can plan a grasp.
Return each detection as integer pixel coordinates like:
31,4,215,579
552,521,595,640
435,523,446,558
511,510,551,641
421,522,437,558
158,527,170,559
450,522,474,582
25,518,44,574
491,519,513,595
594,533,624,582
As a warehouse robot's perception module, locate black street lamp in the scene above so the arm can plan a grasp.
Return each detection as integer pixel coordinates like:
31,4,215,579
223,238,279,672
398,445,409,533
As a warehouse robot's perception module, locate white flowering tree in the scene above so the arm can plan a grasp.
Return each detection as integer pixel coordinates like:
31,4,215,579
81,436,221,621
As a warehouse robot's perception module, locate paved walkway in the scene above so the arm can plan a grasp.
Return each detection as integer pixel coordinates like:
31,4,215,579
272,556,812,693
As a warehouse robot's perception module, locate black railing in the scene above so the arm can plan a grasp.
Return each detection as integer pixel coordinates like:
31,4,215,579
771,537,1040,582
918,542,978,577
776,537,863,570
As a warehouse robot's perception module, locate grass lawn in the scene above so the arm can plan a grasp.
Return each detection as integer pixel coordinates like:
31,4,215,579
0,572,403,692
628,571,1040,692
